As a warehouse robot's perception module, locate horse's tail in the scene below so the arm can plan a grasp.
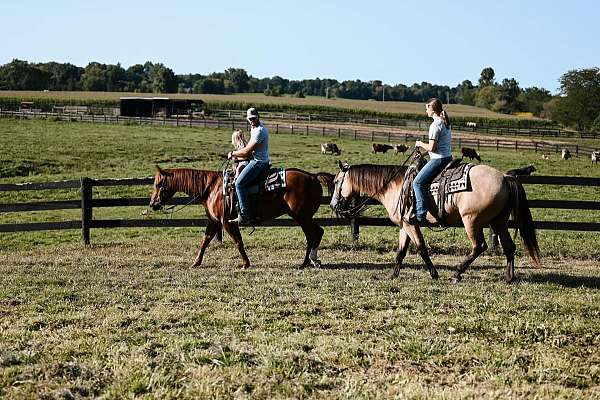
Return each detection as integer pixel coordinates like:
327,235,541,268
315,172,335,196
505,175,541,266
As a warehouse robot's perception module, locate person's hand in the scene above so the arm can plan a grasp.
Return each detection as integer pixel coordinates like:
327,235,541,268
415,140,422,149
227,151,233,160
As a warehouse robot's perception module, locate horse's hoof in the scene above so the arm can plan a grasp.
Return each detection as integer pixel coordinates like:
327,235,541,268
430,270,439,280
310,259,322,268
449,275,462,284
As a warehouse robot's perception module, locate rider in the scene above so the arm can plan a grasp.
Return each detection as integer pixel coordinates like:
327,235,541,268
411,98,453,223
228,107,270,225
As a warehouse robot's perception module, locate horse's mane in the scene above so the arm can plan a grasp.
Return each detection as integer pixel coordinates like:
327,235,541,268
348,164,407,195
165,168,221,198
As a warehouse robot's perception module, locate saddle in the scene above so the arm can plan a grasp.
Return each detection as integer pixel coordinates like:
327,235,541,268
399,157,475,225
222,167,287,221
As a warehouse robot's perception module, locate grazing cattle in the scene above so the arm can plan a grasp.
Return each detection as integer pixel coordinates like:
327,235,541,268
541,154,550,160
506,164,536,177
591,151,599,164
372,143,394,154
321,143,341,156
466,121,477,128
561,148,571,160
461,147,482,162
394,144,410,154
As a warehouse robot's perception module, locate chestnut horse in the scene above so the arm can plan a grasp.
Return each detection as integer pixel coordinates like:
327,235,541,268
149,166,334,269
330,161,541,282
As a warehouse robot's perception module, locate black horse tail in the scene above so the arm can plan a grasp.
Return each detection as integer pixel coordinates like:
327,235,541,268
315,172,335,197
505,175,541,266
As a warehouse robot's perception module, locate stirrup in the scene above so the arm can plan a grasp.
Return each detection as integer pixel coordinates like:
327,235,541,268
228,214,250,225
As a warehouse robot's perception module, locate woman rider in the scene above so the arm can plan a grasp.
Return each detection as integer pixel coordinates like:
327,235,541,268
411,98,453,223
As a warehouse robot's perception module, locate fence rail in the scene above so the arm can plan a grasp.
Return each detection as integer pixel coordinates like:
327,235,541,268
1,175,599,243
2,110,599,158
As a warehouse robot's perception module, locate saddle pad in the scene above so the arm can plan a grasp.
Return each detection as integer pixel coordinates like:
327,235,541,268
429,163,475,197
264,168,286,192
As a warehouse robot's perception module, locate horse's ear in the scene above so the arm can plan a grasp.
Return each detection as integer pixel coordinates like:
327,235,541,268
338,160,350,171
155,165,163,174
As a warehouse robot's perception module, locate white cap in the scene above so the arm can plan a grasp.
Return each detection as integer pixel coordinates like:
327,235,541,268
246,107,259,120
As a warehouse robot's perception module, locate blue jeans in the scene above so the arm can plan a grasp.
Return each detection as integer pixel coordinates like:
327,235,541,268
412,156,452,219
235,159,270,218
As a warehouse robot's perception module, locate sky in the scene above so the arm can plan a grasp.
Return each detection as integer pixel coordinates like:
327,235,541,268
1,0,599,94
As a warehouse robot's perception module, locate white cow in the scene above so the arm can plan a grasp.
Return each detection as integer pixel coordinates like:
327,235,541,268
591,151,599,164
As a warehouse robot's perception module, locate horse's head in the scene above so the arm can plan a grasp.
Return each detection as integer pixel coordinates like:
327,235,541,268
330,160,355,218
149,165,175,211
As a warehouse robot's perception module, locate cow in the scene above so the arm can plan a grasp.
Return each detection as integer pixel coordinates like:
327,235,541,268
461,147,482,162
372,143,394,154
394,144,410,154
561,148,571,160
466,121,477,128
591,151,599,164
506,164,536,177
541,154,550,160
321,143,341,155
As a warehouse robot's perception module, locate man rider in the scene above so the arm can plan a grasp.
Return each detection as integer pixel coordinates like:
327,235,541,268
227,107,270,225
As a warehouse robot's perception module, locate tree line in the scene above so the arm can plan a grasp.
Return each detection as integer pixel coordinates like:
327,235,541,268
0,59,599,131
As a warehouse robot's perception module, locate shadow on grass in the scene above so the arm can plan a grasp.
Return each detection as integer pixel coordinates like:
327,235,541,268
523,273,600,289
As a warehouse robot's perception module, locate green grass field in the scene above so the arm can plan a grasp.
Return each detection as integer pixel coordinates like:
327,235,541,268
1,118,599,398
0,90,534,120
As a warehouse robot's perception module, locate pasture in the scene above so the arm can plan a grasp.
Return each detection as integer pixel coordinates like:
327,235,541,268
1,118,600,398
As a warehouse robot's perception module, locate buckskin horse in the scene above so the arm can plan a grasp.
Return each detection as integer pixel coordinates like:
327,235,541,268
149,166,334,269
330,160,541,282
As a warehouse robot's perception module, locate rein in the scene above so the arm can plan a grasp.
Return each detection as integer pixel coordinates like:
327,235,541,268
339,148,417,218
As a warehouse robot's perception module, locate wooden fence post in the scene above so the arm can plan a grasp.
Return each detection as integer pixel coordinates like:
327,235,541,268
350,218,359,241
276,124,279,134
322,126,325,136
80,177,92,245
338,128,341,138
496,139,499,151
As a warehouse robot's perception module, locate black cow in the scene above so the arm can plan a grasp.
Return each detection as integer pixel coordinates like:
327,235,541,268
321,143,341,156
372,143,394,154
461,147,482,162
506,164,536,177
394,144,410,154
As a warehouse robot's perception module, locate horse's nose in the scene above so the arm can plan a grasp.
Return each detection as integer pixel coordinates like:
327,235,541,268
150,201,162,211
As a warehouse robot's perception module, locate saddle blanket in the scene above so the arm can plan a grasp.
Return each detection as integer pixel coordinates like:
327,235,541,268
429,162,474,198
264,168,286,192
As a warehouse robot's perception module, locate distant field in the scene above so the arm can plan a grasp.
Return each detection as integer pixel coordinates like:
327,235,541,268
0,90,533,120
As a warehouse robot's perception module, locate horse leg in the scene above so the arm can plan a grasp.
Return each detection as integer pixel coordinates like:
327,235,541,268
191,220,220,267
490,222,517,283
393,228,411,277
223,221,251,269
451,219,487,283
403,224,438,280
308,223,324,268
295,216,323,268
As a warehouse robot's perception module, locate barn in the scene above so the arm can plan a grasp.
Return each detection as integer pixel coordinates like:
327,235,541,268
119,97,204,117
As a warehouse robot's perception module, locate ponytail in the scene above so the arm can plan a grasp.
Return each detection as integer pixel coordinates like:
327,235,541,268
440,110,450,129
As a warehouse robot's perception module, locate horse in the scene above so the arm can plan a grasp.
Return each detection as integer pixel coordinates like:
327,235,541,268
149,166,334,269
330,160,541,283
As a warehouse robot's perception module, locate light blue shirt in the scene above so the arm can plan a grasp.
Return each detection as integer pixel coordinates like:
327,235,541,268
250,123,270,163
428,117,452,159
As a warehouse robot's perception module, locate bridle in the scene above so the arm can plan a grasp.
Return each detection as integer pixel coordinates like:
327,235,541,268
333,148,417,218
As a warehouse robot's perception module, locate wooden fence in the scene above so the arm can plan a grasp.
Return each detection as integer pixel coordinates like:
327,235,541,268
1,110,599,158
1,175,599,245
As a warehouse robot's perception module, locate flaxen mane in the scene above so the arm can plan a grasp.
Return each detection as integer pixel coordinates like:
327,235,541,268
348,165,406,196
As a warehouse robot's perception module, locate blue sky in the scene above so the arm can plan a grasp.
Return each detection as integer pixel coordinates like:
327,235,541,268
1,0,598,93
